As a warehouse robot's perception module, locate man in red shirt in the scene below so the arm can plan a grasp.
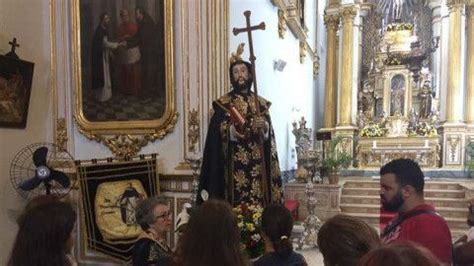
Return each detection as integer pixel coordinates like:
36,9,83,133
380,158,452,264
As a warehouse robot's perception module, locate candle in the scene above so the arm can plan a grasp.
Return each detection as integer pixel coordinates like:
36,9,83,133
424,140,429,148
373,141,377,148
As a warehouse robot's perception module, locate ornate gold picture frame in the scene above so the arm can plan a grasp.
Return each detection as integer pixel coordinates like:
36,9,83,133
72,0,178,157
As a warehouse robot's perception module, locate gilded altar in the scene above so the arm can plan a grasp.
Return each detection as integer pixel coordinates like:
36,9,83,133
356,136,440,168
355,18,441,169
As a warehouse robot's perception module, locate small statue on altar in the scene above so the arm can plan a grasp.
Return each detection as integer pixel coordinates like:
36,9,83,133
390,75,406,116
419,80,434,118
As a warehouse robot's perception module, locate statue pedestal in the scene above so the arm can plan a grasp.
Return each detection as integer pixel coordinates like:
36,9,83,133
284,181,340,221
356,136,440,168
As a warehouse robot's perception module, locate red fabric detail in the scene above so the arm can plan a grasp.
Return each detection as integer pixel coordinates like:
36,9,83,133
284,200,299,220
382,204,453,264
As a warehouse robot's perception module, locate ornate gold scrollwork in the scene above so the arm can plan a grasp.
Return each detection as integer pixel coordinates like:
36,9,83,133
187,109,200,152
300,41,306,63
278,9,287,39
56,118,68,151
324,14,340,32
78,113,179,159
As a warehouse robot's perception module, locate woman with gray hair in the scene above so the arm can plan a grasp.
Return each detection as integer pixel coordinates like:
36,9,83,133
132,196,172,266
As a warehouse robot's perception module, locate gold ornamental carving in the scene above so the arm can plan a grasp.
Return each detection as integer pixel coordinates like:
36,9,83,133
278,9,287,39
300,41,306,63
78,113,179,159
341,7,357,22
448,135,460,162
187,109,200,152
56,118,68,151
313,58,320,79
324,14,340,31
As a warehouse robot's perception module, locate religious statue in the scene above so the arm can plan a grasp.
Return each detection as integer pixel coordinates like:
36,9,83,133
419,80,434,118
198,60,283,207
359,80,376,118
390,75,405,116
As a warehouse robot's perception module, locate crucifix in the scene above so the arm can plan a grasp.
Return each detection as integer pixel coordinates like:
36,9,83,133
232,11,270,205
6,38,20,59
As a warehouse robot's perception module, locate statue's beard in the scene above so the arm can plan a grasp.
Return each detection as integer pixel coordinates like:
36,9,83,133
231,77,253,93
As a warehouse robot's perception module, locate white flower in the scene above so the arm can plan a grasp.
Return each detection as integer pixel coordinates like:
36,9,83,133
251,234,261,242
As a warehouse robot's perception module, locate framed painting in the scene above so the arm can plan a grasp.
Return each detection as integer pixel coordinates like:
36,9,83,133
0,55,34,128
72,0,177,156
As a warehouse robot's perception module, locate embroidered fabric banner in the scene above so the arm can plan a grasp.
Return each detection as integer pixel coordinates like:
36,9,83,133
78,158,159,262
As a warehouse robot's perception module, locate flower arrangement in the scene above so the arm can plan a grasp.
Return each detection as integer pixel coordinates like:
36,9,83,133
386,23,414,32
360,123,385,137
409,122,437,137
233,203,265,259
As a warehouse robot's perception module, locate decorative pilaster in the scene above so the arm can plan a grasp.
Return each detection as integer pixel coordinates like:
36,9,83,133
441,0,467,169
445,0,465,124
466,5,474,124
338,6,357,127
466,5,474,159
322,14,340,129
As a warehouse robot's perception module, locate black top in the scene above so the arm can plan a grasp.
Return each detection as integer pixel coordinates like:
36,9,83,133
254,251,307,266
132,238,171,266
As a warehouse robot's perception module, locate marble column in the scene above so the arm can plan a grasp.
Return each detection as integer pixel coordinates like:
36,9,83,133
322,14,340,129
466,5,474,124
441,0,467,169
446,0,465,123
338,6,357,127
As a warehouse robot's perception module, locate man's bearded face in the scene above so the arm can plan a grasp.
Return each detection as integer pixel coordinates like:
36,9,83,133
231,63,253,92
380,173,405,212
381,189,405,212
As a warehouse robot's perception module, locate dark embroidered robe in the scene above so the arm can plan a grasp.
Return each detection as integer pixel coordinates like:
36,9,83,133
198,90,283,207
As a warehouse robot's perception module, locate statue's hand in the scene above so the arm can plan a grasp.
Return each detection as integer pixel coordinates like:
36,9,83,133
251,116,269,134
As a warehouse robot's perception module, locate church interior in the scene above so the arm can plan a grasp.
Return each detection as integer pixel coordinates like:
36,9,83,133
1,0,474,265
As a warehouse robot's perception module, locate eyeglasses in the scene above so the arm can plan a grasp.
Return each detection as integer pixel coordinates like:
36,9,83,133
154,210,171,220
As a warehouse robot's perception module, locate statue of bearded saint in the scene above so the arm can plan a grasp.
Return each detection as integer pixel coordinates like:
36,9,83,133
419,81,434,118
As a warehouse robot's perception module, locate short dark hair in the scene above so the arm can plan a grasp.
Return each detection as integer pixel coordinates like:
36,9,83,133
173,199,248,266
261,204,293,259
317,214,380,266
229,60,252,81
380,158,425,194
135,196,168,230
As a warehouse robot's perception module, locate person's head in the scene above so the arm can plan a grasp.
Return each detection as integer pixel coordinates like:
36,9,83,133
100,12,110,28
135,7,145,22
229,60,253,92
317,214,380,266
17,194,60,225
261,204,294,259
174,199,247,266
358,241,441,266
135,196,172,236
8,201,77,266
120,9,130,22
380,159,425,212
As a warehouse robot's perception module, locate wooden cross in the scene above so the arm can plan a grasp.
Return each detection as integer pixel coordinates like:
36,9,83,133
233,11,270,205
6,38,20,59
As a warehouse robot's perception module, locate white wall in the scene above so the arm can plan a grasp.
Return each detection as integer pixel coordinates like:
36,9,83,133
0,0,53,263
230,0,319,172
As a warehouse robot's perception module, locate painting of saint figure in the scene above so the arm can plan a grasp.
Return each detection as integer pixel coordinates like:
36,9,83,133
79,0,167,122
390,74,405,116
0,55,34,128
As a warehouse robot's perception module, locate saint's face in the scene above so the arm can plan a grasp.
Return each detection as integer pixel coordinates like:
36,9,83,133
120,11,130,23
136,10,144,22
101,14,110,28
232,63,250,86
380,173,404,212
